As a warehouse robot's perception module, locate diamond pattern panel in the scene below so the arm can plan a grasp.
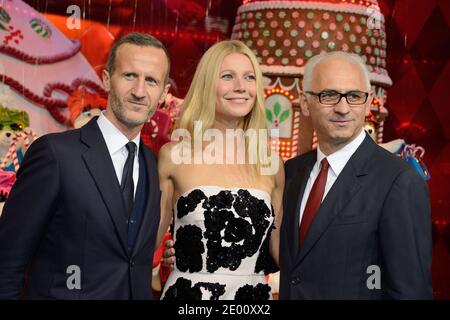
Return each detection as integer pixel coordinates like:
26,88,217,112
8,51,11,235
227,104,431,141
430,61,450,140
385,58,427,123
392,0,437,49
380,0,450,299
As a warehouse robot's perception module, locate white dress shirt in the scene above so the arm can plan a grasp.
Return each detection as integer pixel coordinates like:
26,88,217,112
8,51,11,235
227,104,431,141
97,112,140,198
298,129,366,225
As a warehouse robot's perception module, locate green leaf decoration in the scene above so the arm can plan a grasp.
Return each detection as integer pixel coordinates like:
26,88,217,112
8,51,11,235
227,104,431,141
279,109,290,123
0,22,8,32
265,108,273,123
0,8,11,23
273,101,281,117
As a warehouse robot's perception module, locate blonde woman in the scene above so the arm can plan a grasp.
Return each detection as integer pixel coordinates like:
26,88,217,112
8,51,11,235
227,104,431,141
156,40,284,300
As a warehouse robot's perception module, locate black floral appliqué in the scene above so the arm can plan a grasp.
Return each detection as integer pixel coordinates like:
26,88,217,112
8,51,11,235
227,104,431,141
196,282,226,300
203,189,273,273
234,283,271,300
162,278,226,300
174,224,204,272
177,189,207,219
255,207,279,274
204,190,234,210
163,278,202,300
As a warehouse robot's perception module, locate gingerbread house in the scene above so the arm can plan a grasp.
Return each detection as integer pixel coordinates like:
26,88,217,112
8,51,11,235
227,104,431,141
231,0,392,159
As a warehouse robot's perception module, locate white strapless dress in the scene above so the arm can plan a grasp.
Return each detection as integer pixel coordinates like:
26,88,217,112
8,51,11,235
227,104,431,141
160,186,275,300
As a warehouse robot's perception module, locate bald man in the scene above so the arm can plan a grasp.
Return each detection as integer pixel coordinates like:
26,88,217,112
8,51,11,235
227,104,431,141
280,51,432,299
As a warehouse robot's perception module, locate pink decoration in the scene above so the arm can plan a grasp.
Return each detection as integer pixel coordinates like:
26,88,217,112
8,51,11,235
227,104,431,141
0,170,16,196
0,40,81,65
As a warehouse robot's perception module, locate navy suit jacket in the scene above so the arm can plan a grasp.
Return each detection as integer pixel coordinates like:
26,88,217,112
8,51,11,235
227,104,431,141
279,134,432,299
0,118,160,299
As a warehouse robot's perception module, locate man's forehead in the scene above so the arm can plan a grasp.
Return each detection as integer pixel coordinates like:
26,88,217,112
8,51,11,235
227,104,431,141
312,58,366,90
115,45,167,74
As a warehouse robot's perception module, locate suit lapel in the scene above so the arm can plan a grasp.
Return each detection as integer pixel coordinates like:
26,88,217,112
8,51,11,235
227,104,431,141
132,145,159,256
295,134,374,266
80,118,129,255
295,163,361,265
284,156,315,262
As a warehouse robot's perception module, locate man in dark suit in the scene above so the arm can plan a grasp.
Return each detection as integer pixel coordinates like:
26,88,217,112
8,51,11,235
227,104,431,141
280,51,432,299
0,32,170,299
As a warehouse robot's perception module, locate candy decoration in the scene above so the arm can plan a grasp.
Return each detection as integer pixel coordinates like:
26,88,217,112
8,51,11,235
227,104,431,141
291,110,300,158
401,144,431,181
2,27,24,46
0,128,37,171
29,18,52,38
1,74,106,125
311,130,318,151
0,39,80,64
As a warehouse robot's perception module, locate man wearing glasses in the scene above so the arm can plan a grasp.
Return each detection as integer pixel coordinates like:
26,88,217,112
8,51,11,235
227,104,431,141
280,51,432,299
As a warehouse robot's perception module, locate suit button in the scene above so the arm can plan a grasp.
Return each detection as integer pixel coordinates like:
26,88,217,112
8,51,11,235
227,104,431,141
291,277,301,285
130,260,135,268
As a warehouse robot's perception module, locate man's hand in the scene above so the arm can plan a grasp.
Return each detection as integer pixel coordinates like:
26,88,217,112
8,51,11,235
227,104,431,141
162,239,176,269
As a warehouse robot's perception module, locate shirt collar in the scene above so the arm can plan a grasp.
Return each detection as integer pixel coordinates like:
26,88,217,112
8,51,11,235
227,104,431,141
97,111,140,156
317,129,366,176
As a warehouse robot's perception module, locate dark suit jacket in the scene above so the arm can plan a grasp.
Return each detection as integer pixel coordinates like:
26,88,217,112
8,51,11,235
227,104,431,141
0,118,160,299
280,134,432,299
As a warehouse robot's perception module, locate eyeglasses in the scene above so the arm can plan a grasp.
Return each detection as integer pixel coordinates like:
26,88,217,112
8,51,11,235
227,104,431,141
305,90,369,106
0,122,24,131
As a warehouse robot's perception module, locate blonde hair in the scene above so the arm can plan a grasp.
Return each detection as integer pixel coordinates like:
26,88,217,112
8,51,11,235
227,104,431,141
178,40,271,174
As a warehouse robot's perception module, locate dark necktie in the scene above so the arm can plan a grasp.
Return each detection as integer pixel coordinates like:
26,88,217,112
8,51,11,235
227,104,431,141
121,141,137,215
299,157,329,245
